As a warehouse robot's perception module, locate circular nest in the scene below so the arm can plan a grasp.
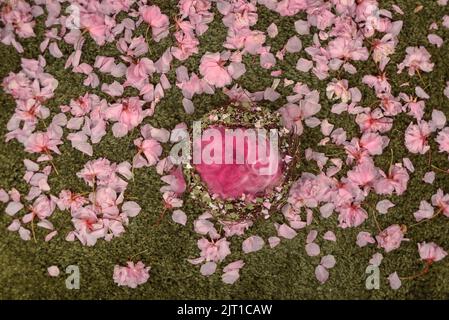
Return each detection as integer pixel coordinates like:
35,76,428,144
182,101,301,223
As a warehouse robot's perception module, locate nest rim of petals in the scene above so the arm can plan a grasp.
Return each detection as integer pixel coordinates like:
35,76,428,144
182,101,301,224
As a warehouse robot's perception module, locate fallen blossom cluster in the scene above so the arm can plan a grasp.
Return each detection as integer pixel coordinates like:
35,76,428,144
3,56,59,147
0,0,41,52
1,0,449,292
65,158,140,245
113,261,150,288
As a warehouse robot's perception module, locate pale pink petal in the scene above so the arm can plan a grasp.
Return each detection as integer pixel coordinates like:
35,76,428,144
285,36,302,53
323,231,336,242
67,117,84,130
305,243,320,256
5,201,23,216
66,231,76,242
223,260,245,273
296,58,313,72
320,255,336,269
263,88,280,101
7,219,21,232
356,231,375,247
319,203,334,218
222,270,240,284
182,98,194,114
227,62,246,80
294,20,310,35
101,81,124,97
37,219,54,230
402,158,415,172
0,189,9,203
45,230,58,242
24,159,39,172
428,34,444,47
306,230,318,244
200,262,217,276
11,188,21,201
172,209,187,226
187,257,205,265
413,200,434,221
415,86,429,99
392,4,404,15
267,23,278,38
423,171,435,184
388,272,402,290
22,213,33,224
242,235,265,253
315,265,329,284
122,201,141,217
268,236,280,248
431,109,447,129
47,266,60,277
376,200,395,214
369,253,383,267
49,42,63,58
418,242,447,262
276,223,297,239
19,227,31,241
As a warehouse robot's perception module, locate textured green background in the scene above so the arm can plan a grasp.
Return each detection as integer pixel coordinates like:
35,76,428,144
1,0,449,299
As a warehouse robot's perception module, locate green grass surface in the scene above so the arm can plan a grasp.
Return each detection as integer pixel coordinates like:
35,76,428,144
1,0,449,299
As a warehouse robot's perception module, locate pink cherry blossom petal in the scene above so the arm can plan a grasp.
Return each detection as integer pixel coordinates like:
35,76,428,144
18,227,31,241
423,171,435,184
305,243,320,257
306,230,318,244
242,236,265,253
418,242,447,262
428,34,444,47
268,236,281,248
285,36,302,53
369,253,383,267
413,200,434,222
357,232,375,247
122,201,141,217
0,189,9,203
7,219,21,232
323,231,337,242
223,260,245,273
315,265,329,284
388,272,402,290
172,209,187,226
45,230,58,242
5,201,24,216
47,266,60,277
222,270,240,284
320,255,336,269
267,23,278,38
276,223,297,239
376,200,395,214
200,262,217,276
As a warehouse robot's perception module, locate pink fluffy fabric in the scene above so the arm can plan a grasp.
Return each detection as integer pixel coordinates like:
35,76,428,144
194,126,283,200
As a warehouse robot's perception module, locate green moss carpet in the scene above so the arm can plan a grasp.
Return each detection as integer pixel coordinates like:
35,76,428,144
1,0,449,299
